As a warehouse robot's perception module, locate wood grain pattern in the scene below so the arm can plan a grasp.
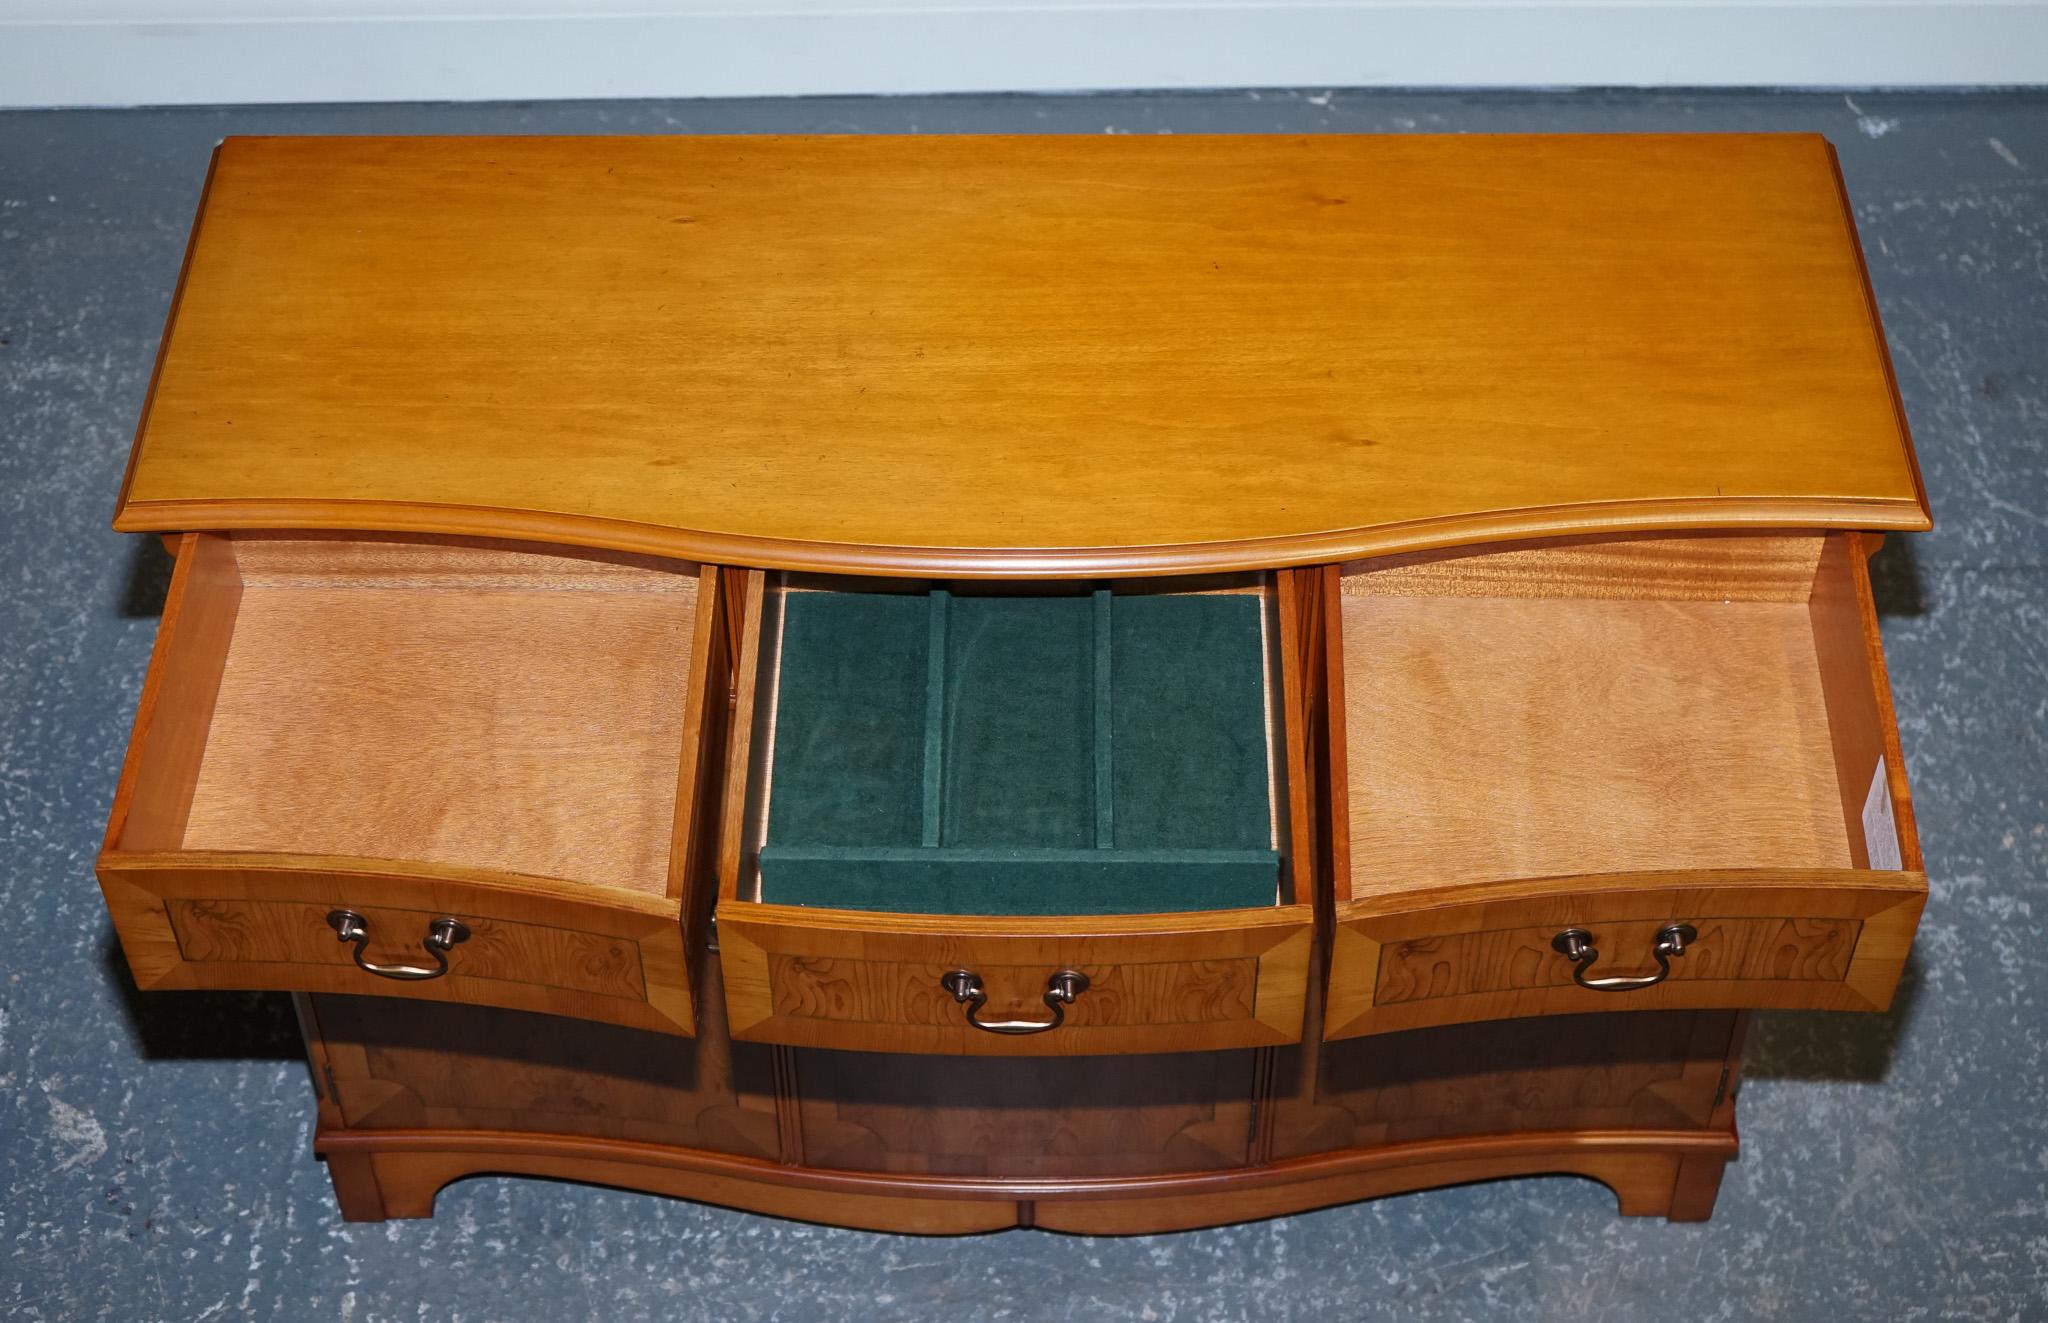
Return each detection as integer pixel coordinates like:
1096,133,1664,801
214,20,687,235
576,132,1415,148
332,1147,1026,1231
101,857,697,1034
1029,1146,1720,1233
1666,1152,1731,1223
1371,916,1858,1005
794,1047,1255,1178
1275,568,1320,911
1274,1012,1740,1157
720,907,1310,1055
305,958,780,1154
1325,872,1923,1037
667,559,731,1031
114,134,1926,577
716,570,769,904
98,533,727,1035
1322,530,1926,1035
1810,531,1925,873
1319,565,1353,933
311,1125,1735,1229
767,954,1257,1027
176,535,699,895
102,533,242,852
1340,582,1853,895
168,898,650,999
1336,531,1827,602
302,985,1743,1225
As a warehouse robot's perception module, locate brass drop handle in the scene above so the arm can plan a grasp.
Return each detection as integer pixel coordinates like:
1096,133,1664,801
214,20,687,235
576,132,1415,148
1551,924,1697,992
326,909,469,981
941,968,1090,1035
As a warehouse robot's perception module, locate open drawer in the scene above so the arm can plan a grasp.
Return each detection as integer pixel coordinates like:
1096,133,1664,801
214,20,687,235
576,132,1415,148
714,570,1316,1056
97,533,727,1037
1322,531,1925,1038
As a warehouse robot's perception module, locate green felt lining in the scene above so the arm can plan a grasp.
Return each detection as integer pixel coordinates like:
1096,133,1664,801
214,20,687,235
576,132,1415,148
759,585,1279,916
761,590,929,848
940,593,1097,847
1093,588,1115,849
758,847,1280,916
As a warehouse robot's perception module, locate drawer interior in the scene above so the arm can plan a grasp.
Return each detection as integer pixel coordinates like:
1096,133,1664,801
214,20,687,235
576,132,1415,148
112,533,704,897
738,575,1289,915
1335,532,1912,900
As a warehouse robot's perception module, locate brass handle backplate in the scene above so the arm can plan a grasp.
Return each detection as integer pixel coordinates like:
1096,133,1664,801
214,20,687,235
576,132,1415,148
941,968,1090,1035
1551,923,1697,992
326,909,469,981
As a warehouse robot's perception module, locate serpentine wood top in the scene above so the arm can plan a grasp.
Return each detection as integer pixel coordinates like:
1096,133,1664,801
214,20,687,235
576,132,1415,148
115,133,1929,576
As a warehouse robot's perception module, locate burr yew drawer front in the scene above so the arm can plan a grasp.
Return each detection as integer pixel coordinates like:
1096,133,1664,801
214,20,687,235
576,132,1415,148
1324,875,1924,1038
716,905,1312,1056
100,862,698,1035
96,532,727,1036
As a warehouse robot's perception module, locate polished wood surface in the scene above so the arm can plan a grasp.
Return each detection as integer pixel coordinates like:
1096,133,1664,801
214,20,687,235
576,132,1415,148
317,1128,1734,1232
100,532,240,855
98,533,725,1034
177,535,700,893
1320,533,1926,1037
1323,873,1920,1036
1338,535,1856,892
306,987,1740,1229
303,966,779,1151
1273,1012,1740,1154
719,905,1312,1056
114,134,1927,576
793,1046,1256,1178
1810,533,1927,873
1368,914,1855,1003
1336,531,1828,602
102,856,701,1034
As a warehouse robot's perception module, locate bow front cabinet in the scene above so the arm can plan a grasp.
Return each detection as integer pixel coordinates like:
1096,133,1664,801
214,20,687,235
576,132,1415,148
96,133,1929,1232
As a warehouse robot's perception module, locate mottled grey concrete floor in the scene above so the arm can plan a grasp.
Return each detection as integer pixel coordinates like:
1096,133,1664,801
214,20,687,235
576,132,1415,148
2,89,2045,1321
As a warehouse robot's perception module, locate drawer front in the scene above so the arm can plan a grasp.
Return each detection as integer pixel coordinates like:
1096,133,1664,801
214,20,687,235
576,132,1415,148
99,858,695,1036
1325,873,1924,1038
718,901,1311,1056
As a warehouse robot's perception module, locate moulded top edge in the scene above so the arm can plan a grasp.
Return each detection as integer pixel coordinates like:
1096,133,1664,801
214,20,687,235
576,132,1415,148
114,133,1931,569
112,493,1930,578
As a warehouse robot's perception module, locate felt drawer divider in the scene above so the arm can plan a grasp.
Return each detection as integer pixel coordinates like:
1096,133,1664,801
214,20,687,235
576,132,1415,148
754,845,1281,916
921,590,949,848
913,585,1118,851
1094,587,1115,850
764,846,1280,866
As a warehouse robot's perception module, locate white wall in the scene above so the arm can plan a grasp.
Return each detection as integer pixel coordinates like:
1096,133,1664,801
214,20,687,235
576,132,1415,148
3,0,2045,108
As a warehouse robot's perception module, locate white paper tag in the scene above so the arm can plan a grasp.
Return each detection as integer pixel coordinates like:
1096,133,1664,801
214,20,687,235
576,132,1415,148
1862,757,1903,871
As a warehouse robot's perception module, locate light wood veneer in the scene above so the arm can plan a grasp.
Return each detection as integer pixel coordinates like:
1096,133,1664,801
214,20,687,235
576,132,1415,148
302,991,1742,1230
1321,532,1924,1037
98,532,728,1035
112,135,1927,576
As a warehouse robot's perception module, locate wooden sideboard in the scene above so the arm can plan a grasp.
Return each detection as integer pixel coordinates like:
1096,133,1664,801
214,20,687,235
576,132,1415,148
97,133,1930,1233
